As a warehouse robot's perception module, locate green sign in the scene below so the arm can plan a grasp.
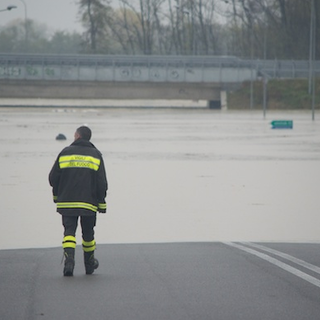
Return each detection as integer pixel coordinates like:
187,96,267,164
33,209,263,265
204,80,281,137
271,120,293,129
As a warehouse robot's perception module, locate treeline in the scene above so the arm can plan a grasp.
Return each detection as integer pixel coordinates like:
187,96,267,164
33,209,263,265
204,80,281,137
0,0,319,59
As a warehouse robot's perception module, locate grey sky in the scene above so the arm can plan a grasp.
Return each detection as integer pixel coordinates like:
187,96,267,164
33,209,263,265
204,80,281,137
0,0,227,35
0,0,84,33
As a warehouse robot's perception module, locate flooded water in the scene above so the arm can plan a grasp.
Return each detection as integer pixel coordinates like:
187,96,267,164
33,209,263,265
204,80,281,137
0,107,319,249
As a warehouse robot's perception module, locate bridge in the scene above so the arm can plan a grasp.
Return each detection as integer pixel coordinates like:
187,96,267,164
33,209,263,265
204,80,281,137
0,54,319,108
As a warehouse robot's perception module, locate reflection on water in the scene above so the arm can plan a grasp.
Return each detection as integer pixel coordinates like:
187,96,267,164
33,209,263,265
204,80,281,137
0,107,319,249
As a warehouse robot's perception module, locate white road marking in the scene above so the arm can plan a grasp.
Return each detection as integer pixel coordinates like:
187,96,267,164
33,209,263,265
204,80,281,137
241,242,320,275
223,242,320,289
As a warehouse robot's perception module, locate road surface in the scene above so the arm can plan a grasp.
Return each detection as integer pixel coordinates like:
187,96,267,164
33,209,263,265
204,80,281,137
1,242,320,320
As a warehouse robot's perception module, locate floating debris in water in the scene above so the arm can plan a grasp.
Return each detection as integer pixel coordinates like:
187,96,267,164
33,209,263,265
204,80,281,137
56,133,67,140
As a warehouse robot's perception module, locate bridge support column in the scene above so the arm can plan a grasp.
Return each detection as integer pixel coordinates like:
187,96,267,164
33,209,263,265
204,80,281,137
220,90,227,110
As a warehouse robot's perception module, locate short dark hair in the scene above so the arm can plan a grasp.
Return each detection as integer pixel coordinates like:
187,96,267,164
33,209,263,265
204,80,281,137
76,126,92,141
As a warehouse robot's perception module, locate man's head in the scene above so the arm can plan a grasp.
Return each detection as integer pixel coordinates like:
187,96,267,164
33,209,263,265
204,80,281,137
74,126,92,141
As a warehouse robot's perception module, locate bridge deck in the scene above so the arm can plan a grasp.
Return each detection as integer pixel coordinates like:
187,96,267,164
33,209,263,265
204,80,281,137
0,54,318,100
0,54,319,83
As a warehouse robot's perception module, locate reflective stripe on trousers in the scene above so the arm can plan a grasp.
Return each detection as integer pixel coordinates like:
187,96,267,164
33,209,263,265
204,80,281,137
63,235,76,249
82,239,96,252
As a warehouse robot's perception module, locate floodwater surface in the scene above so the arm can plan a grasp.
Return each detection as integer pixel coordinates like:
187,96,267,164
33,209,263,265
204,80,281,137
0,107,319,249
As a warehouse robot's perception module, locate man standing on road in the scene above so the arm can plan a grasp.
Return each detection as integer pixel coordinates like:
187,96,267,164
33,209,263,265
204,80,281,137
49,126,108,277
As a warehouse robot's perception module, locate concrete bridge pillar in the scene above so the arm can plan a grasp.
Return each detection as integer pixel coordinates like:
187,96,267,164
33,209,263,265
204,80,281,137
221,90,227,110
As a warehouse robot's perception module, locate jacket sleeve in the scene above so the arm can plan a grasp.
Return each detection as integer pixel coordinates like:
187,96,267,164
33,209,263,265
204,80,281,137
48,155,61,203
97,156,108,213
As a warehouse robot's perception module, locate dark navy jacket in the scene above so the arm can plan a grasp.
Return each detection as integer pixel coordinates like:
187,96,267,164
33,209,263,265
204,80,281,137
49,139,108,216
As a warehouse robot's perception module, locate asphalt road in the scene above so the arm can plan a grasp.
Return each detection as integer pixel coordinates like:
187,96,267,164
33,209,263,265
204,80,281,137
1,242,320,320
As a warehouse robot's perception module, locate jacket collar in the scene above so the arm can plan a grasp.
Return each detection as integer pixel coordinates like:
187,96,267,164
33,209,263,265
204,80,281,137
71,139,96,148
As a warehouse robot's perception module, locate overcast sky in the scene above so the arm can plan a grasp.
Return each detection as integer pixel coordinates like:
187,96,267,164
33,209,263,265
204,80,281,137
0,0,227,35
0,0,86,34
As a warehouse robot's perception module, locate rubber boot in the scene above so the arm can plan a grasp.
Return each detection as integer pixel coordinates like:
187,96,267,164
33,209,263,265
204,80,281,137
63,248,75,277
84,251,99,275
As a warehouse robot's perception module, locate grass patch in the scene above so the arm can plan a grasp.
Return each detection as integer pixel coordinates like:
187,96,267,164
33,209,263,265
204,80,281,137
228,79,320,110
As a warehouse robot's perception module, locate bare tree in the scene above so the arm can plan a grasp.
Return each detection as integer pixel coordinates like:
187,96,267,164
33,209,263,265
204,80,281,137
116,0,164,54
167,0,179,54
78,0,111,53
74,0,319,58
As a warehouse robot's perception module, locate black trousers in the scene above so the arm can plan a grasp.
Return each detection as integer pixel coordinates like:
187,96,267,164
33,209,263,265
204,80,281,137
62,215,97,242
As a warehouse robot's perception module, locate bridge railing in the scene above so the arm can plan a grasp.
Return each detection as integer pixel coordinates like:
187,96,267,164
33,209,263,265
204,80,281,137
0,54,319,83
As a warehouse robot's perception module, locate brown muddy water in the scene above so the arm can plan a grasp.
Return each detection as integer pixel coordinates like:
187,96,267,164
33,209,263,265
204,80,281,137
0,107,319,249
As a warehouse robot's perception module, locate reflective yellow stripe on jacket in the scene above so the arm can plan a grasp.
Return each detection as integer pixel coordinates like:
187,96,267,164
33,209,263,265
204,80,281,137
57,202,98,212
98,203,107,210
59,155,100,171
